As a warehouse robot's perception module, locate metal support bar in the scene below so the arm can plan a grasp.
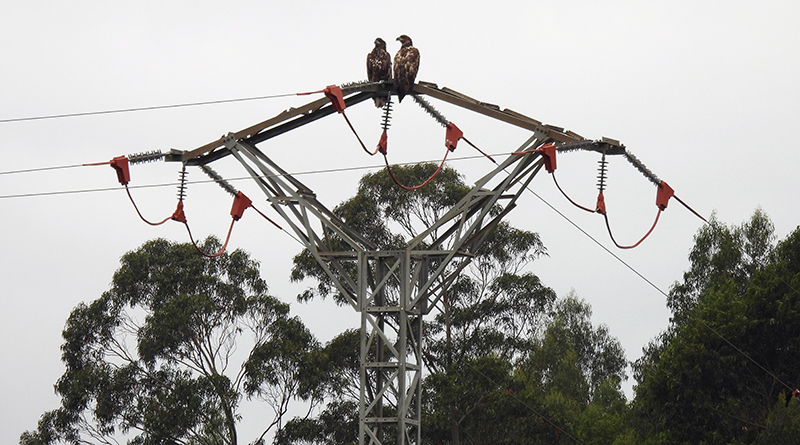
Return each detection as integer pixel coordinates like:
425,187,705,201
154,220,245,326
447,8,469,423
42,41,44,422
223,133,552,445
167,78,637,445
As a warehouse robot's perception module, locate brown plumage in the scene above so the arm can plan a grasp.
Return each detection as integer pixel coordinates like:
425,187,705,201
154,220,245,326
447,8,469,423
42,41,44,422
367,37,392,108
393,35,419,103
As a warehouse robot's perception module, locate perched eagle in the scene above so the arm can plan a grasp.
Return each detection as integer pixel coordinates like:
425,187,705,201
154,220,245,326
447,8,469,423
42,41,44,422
393,35,420,103
367,37,392,108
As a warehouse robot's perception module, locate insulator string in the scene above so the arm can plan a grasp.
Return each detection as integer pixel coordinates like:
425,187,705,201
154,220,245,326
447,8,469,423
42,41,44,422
177,164,188,202
597,152,608,193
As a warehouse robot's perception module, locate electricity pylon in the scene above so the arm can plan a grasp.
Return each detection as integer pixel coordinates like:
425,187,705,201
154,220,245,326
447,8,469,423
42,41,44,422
171,81,623,444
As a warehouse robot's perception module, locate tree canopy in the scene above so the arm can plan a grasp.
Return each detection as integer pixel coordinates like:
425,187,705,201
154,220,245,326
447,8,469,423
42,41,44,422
21,238,324,445
632,211,800,444
286,163,629,444
26,162,800,445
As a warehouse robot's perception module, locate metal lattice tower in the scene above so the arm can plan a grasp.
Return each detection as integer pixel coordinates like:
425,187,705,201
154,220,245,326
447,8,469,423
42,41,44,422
169,81,625,445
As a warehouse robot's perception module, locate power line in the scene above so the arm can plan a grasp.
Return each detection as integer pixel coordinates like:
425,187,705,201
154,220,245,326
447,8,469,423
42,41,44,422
0,182,176,199
0,164,86,176
8,141,792,397
0,150,689,302
1,149,674,306
0,92,299,124
0,148,699,308
0,154,493,198
524,185,670,299
522,178,800,394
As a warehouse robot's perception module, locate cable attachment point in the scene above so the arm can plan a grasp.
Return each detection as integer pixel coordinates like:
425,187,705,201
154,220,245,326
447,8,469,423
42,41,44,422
596,192,606,215
200,165,237,197
538,143,557,173
323,85,346,113
377,130,388,155
411,95,449,128
656,181,674,210
128,150,164,165
230,191,252,221
109,156,130,185
445,123,463,152
597,152,608,193
177,164,188,202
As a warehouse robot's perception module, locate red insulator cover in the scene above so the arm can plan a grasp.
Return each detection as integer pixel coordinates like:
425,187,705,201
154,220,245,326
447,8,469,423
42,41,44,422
323,85,346,113
656,181,674,210
110,156,130,185
595,192,606,215
171,201,187,223
445,122,463,152
537,143,557,173
230,191,252,221
377,129,388,155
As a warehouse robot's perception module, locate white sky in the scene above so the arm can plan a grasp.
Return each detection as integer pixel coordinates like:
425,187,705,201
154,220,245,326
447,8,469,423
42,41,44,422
2,1,799,443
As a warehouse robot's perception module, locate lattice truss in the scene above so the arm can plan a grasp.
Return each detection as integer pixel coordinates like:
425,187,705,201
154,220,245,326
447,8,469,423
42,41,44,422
169,80,630,445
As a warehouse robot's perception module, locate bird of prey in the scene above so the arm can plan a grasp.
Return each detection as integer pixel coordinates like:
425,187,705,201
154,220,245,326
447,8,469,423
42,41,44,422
393,35,420,103
367,37,392,107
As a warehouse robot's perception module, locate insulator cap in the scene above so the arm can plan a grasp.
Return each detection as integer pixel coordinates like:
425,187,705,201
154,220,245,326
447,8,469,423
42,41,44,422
230,191,252,221
445,123,463,152
656,181,674,210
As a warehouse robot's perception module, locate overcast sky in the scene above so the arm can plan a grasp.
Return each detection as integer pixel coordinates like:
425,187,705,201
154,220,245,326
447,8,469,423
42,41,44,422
2,1,799,443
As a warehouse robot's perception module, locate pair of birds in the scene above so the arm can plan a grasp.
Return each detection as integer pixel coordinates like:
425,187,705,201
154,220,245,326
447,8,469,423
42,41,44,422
367,35,420,107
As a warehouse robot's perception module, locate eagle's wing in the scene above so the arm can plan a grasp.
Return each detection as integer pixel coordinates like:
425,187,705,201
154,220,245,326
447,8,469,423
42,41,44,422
394,47,420,102
368,49,392,81
368,49,393,107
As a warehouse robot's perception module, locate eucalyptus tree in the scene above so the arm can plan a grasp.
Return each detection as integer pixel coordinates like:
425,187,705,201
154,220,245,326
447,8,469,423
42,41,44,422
21,238,324,445
632,211,800,444
287,164,628,444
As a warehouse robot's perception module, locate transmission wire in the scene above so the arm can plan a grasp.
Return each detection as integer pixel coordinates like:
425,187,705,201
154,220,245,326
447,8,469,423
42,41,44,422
5,140,795,392
0,92,299,124
0,154,493,198
8,87,794,411
519,166,800,395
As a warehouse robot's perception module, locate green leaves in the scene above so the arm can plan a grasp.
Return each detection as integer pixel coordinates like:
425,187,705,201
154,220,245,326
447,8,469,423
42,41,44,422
22,237,320,445
290,163,469,303
668,209,776,326
357,163,469,238
632,211,800,444
284,163,630,444
244,316,316,396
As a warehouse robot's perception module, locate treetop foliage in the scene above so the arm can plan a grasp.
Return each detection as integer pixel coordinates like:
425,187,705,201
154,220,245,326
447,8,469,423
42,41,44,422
21,237,327,445
633,211,800,444
28,166,800,444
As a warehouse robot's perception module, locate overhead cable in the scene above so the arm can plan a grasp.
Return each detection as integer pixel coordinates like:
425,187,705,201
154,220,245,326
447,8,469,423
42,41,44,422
0,92,300,124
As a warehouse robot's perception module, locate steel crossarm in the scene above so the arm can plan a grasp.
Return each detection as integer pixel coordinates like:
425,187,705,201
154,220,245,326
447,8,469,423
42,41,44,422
164,79,630,445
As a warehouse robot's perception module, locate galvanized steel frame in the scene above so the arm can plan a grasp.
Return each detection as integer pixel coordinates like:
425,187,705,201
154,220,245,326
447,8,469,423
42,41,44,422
171,80,625,445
